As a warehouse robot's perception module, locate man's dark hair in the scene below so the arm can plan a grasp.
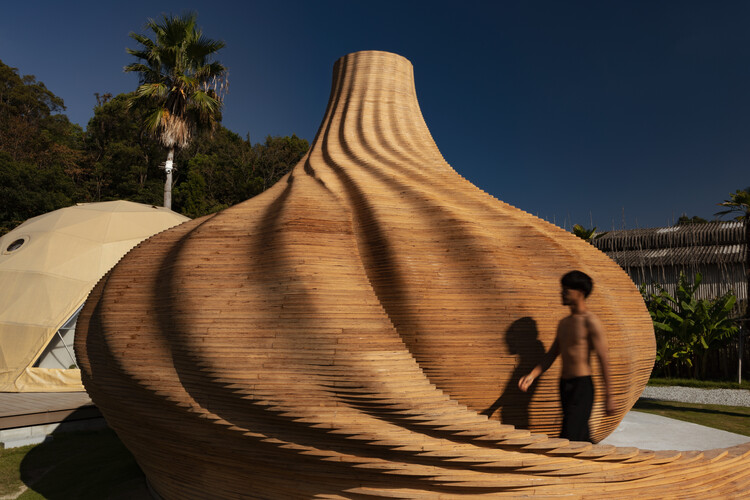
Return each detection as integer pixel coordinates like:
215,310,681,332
561,270,593,298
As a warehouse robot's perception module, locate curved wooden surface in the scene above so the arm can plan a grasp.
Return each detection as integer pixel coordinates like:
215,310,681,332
75,51,750,498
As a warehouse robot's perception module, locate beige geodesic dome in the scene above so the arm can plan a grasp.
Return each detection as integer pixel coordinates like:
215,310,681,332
0,201,189,392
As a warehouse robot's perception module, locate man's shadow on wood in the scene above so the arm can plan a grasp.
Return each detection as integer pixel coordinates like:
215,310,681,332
481,317,545,430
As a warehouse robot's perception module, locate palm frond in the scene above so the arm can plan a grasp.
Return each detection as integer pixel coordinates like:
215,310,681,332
142,107,166,132
190,90,222,113
715,188,750,220
187,37,226,61
196,61,227,81
124,62,153,74
135,82,169,100
128,33,156,50
175,73,198,89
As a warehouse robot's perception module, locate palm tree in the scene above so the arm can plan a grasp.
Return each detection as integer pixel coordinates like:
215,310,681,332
716,187,750,382
125,12,227,209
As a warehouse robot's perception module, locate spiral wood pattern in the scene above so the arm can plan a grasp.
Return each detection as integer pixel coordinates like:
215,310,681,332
75,51,750,498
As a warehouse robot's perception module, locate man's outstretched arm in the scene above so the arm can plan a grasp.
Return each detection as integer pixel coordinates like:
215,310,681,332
588,315,615,415
518,336,560,392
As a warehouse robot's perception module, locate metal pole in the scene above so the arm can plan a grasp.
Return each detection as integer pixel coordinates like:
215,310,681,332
738,318,748,385
57,330,79,370
740,327,743,385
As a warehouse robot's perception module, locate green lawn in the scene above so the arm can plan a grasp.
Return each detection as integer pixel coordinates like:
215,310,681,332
632,399,750,437
0,429,148,499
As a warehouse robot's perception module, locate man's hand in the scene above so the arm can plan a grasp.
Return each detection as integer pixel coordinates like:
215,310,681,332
518,373,535,392
605,394,615,416
519,365,543,392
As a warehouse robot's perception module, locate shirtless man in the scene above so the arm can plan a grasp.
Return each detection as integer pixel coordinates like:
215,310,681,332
518,270,614,442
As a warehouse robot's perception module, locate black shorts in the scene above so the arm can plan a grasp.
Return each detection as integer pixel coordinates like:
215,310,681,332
559,375,593,442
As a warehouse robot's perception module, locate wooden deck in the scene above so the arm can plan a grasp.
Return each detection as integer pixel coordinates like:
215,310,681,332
0,391,100,430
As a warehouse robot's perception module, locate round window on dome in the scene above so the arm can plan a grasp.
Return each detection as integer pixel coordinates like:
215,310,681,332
5,238,26,253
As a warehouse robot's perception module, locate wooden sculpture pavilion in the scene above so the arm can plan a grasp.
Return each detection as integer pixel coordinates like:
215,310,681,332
76,51,750,498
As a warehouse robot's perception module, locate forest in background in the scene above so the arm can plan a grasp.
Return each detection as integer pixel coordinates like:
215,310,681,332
0,59,309,235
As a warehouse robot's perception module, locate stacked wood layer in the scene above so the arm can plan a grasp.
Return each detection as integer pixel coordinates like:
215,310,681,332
75,51,750,499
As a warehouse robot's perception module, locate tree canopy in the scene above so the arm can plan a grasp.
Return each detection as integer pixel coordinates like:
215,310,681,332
0,59,308,236
716,187,750,221
676,214,709,225
572,224,606,243
0,60,82,233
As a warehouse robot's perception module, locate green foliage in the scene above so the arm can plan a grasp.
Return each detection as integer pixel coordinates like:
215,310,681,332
716,187,750,221
676,214,708,225
173,132,309,216
642,272,739,379
174,155,228,217
125,12,227,150
0,57,308,236
85,94,309,218
82,92,165,204
254,134,309,191
572,224,606,242
124,12,229,209
716,187,750,330
0,62,63,111
0,60,85,234
0,59,83,169
0,152,76,233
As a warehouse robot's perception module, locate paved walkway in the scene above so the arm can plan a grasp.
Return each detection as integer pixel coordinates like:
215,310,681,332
601,386,750,450
600,410,750,450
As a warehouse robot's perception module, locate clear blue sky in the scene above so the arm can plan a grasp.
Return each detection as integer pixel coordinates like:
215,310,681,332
2,1,748,228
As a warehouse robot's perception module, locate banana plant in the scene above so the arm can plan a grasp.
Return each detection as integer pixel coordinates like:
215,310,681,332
643,273,738,379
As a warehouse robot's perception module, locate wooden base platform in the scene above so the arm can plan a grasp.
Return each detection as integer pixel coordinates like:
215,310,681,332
0,392,102,448
0,392,97,430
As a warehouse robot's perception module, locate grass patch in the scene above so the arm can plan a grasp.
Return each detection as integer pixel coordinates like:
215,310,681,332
0,428,148,499
647,377,750,390
0,443,29,498
633,399,750,437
